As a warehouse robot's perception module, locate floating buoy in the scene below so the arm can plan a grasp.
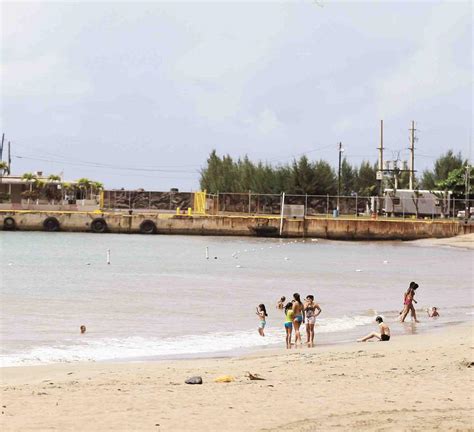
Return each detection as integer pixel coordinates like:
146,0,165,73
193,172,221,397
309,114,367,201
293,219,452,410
106,249,111,265
355,269,362,272
284,257,289,261
206,247,209,260
383,260,389,264
236,265,242,268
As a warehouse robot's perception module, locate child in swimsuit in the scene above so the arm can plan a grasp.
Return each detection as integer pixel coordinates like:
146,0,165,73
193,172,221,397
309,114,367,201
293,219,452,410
292,293,304,347
399,282,420,323
284,302,294,349
256,304,268,337
304,295,322,347
427,307,439,317
357,316,390,342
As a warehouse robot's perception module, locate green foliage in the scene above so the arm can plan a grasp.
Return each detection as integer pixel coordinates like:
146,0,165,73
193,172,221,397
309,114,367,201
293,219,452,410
21,172,37,181
421,150,464,189
0,161,9,174
355,161,377,196
436,165,473,199
48,174,61,181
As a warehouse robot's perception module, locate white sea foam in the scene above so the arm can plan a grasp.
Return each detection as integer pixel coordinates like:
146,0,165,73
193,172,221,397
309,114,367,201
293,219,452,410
0,315,374,367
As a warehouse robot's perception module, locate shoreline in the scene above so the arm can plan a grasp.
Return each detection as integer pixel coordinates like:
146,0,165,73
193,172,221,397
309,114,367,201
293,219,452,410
2,322,473,431
407,232,474,250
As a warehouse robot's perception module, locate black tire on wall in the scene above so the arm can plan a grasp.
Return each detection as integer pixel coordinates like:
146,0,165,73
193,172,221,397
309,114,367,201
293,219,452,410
3,217,17,231
43,217,60,232
139,219,157,234
90,218,108,233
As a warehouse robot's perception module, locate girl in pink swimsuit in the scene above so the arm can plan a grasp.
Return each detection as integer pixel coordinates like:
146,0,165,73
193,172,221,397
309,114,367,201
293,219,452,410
399,282,419,323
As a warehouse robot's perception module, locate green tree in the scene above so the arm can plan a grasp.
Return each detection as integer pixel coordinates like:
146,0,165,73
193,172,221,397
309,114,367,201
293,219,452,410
0,161,8,175
313,160,337,195
436,165,473,199
421,150,464,189
290,156,318,194
356,161,377,196
340,158,356,195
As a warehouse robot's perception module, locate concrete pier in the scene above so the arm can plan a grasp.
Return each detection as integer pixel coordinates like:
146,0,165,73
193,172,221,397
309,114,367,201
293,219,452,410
0,210,470,240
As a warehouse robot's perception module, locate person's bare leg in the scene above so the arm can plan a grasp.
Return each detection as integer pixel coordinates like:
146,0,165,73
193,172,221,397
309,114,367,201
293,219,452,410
357,332,381,342
286,327,292,349
309,324,315,347
294,320,301,347
305,323,311,345
258,327,264,337
399,306,410,322
410,305,420,323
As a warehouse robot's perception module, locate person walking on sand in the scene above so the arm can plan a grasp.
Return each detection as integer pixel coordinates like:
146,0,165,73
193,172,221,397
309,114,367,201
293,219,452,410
256,304,268,336
304,295,321,347
357,316,390,342
284,302,294,349
399,282,419,323
276,296,286,310
292,293,304,347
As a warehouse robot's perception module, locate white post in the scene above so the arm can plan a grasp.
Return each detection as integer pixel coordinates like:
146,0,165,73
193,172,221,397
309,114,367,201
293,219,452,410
279,192,285,236
205,247,209,260
106,249,111,265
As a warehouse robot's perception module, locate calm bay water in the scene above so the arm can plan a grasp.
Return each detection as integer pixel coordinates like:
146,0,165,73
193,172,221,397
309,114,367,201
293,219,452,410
1,232,472,366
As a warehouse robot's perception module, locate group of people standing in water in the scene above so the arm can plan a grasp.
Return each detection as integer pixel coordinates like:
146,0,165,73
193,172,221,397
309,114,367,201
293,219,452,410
256,281,440,348
256,293,322,348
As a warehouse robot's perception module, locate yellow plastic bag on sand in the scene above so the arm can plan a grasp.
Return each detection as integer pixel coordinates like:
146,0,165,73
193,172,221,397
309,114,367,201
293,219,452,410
214,375,235,383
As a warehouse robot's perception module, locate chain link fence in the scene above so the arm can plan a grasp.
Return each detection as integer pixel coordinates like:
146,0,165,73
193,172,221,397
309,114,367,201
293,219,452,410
101,189,473,220
102,190,192,212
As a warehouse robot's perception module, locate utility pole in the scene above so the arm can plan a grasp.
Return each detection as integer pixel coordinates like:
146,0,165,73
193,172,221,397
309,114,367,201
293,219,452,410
465,163,471,222
0,133,4,161
409,120,416,190
7,141,11,174
337,142,343,213
376,120,384,214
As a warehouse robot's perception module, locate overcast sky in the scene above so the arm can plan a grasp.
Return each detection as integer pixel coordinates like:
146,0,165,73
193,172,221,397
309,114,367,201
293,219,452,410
1,0,472,190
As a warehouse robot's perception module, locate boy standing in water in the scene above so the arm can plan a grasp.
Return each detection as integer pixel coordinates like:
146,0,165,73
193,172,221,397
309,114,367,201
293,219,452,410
357,316,390,342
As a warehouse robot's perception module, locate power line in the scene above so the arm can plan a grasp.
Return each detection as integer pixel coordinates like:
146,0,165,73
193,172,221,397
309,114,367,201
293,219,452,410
14,154,200,173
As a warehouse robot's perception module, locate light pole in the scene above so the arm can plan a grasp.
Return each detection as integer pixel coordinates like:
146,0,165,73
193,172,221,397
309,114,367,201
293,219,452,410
337,142,344,213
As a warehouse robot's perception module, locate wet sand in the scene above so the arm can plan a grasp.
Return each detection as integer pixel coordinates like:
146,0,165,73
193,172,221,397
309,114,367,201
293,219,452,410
410,233,474,250
1,323,473,431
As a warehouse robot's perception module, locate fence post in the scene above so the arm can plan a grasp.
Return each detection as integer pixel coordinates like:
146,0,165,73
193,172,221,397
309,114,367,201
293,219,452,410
304,194,308,217
326,194,329,219
129,191,131,209
355,193,358,217
402,197,405,219
248,190,251,215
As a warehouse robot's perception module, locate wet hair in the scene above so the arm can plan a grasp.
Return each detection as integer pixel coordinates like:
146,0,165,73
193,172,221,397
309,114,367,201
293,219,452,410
284,302,293,313
293,293,302,304
432,307,437,311
280,296,286,302
409,281,419,290
375,316,383,323
259,304,268,317
306,295,314,301
80,325,86,334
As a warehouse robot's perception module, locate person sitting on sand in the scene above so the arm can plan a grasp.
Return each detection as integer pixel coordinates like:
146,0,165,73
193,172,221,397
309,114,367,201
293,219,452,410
276,296,286,310
284,302,294,349
256,304,268,336
292,293,304,347
80,325,86,334
399,282,420,323
357,316,390,342
427,307,440,318
304,295,321,348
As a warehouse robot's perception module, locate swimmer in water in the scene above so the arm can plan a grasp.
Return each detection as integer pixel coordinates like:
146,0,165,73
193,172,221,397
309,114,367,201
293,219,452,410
276,296,286,310
427,307,440,317
80,325,86,334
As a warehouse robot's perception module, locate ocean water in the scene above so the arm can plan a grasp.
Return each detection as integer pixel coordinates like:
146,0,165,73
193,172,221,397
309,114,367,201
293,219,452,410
0,232,472,367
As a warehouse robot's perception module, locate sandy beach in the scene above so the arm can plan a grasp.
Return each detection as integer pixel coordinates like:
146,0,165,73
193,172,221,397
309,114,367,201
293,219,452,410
1,323,473,431
410,233,474,250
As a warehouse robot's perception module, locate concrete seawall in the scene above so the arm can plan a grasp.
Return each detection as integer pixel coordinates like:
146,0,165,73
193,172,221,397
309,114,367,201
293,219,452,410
1,210,470,240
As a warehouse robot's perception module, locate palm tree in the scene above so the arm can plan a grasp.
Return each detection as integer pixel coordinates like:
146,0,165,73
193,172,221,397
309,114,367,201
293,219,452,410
48,174,61,182
77,178,91,199
0,161,8,176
